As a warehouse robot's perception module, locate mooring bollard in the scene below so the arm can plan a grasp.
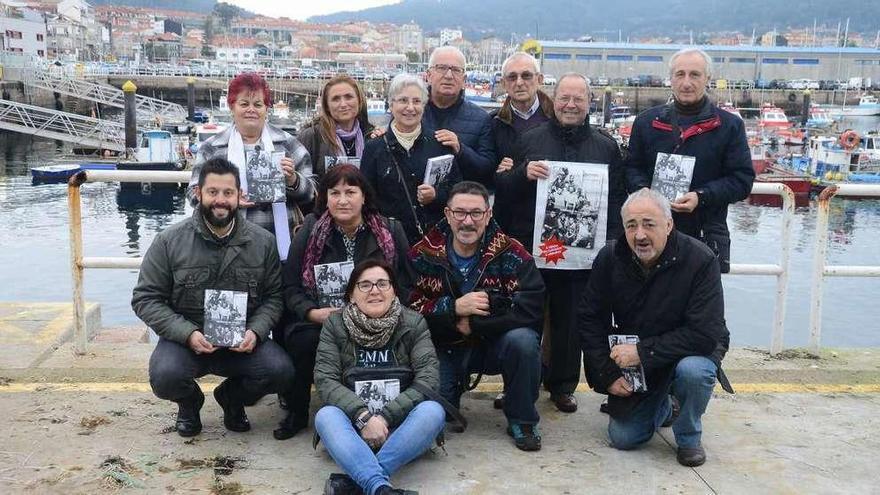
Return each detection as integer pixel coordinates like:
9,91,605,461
801,90,811,127
187,77,195,121
123,80,137,151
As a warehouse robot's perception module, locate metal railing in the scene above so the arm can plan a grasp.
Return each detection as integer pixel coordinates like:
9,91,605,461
0,98,126,152
809,184,880,351
66,172,796,354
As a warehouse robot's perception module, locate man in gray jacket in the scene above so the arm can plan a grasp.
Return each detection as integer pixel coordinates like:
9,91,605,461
133,158,294,437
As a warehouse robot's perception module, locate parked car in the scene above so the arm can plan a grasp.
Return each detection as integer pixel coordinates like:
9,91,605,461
787,79,819,90
593,76,610,86
543,74,558,86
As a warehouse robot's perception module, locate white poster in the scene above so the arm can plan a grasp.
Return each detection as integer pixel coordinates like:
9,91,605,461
532,161,609,270
651,153,695,202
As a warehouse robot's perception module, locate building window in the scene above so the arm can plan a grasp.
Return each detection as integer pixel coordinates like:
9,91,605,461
37,34,44,42
855,59,879,66
607,55,633,61
638,55,663,62
37,50,44,57
792,58,819,65
715,57,725,62
543,53,571,60
728,57,756,63
762,58,788,64
575,54,601,61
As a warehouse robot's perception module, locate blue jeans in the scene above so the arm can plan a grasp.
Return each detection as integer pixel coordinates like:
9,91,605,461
315,401,445,495
608,356,717,450
437,327,541,424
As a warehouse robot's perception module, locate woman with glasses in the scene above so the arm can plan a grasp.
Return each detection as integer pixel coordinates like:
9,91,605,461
314,259,443,495
276,164,413,440
361,73,462,244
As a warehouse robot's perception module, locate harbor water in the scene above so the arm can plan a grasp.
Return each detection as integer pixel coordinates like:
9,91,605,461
0,130,878,349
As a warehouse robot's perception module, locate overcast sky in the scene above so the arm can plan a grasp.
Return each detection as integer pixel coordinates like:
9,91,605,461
226,1,400,21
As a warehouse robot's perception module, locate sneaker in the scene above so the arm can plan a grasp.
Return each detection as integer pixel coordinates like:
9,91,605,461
493,392,505,410
676,444,707,467
507,422,542,451
323,473,363,495
550,393,578,413
661,396,681,428
375,486,418,495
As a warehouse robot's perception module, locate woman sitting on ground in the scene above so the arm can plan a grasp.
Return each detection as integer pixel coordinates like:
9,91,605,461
275,165,412,440
313,259,444,495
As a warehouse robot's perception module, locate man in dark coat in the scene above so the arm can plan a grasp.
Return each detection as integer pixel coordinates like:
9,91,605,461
496,73,626,414
624,48,755,273
409,181,546,452
580,188,731,467
422,46,496,185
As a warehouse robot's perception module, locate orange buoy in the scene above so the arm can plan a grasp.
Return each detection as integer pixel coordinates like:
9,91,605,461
840,129,860,150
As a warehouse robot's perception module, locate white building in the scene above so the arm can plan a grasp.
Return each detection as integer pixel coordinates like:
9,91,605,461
394,22,423,55
440,28,462,46
215,46,258,65
0,5,47,58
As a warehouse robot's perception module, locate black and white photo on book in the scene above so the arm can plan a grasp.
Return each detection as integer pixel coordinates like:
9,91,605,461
355,379,401,414
244,148,286,203
651,153,695,202
423,154,454,187
325,155,361,169
532,161,609,270
203,289,248,347
608,334,648,393
314,261,355,308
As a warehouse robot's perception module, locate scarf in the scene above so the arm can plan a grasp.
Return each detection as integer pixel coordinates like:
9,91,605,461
334,120,365,158
301,210,398,294
343,297,402,349
226,125,291,261
391,122,421,151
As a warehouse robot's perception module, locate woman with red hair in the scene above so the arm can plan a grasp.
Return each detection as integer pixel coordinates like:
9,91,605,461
187,72,315,261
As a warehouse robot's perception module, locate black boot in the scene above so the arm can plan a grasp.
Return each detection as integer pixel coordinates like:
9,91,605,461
273,410,308,440
175,390,204,437
213,380,250,432
323,473,363,495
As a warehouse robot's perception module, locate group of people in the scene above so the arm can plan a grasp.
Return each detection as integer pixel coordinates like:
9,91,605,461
131,45,754,495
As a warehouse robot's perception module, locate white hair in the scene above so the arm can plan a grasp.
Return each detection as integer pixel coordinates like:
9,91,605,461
388,73,428,101
553,72,590,97
501,52,540,75
621,188,673,220
669,48,713,78
428,46,466,68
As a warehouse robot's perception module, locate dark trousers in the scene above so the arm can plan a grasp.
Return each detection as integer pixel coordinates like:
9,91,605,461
279,323,321,419
438,327,541,424
149,338,294,405
540,268,590,396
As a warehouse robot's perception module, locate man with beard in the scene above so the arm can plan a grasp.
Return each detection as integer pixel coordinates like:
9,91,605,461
503,73,626,414
409,181,545,451
132,158,294,438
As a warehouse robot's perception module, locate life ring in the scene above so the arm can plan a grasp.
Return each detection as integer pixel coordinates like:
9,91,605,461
787,92,796,102
840,130,860,150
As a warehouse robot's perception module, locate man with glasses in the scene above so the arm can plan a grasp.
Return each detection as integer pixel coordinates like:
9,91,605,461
409,181,546,451
504,73,626,415
422,46,496,186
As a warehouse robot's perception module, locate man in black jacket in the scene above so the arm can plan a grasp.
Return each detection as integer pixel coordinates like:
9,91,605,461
495,73,626,413
409,181,546,451
580,188,730,467
624,48,755,273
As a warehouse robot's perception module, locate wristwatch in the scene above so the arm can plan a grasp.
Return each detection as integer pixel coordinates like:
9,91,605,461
695,189,707,208
354,412,373,431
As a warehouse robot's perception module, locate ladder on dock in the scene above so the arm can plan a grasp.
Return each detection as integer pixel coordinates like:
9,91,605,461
0,98,126,152
21,69,187,122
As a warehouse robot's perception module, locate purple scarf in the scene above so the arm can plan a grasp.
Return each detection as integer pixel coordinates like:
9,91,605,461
335,120,365,158
301,210,398,294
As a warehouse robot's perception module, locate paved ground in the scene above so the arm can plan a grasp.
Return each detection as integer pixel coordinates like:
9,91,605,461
1,302,878,494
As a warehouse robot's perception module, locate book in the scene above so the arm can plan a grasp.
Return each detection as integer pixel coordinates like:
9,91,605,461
423,154,454,187
314,261,355,308
608,334,648,393
244,148,286,203
203,289,248,347
354,379,401,414
651,153,696,202
325,155,361,169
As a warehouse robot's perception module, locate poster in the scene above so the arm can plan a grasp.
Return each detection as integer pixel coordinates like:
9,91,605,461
532,161,609,270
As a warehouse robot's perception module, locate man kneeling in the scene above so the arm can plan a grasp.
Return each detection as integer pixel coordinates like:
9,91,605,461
132,158,294,437
580,188,731,466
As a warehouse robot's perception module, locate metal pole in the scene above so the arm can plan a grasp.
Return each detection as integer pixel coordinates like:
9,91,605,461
809,186,836,352
801,90,811,127
67,172,87,354
770,184,795,355
186,76,195,121
123,80,137,150
603,86,612,125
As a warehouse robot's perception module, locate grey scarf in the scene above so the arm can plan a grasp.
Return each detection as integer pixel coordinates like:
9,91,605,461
343,297,402,349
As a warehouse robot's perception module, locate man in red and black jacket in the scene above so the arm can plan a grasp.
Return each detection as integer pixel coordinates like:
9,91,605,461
624,48,755,274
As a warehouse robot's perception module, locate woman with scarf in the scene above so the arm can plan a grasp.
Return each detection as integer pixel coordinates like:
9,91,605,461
314,259,443,495
297,75,375,178
276,164,413,440
187,72,315,262
361,74,462,244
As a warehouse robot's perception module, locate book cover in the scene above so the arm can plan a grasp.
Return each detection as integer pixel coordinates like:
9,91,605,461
314,261,355,308
354,379,401,414
423,154,454,187
203,289,248,347
651,153,696,202
244,149,286,203
608,334,648,393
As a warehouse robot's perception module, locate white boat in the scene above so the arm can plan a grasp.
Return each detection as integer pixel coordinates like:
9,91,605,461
719,102,743,120
800,132,880,183
830,95,880,117
758,104,791,129
272,101,290,121
806,105,835,128
366,98,387,117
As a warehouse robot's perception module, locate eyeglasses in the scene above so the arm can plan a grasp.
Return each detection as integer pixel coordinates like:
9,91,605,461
556,95,587,105
391,96,424,107
355,279,392,293
432,64,465,76
448,209,488,221
504,71,535,82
